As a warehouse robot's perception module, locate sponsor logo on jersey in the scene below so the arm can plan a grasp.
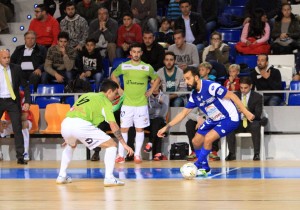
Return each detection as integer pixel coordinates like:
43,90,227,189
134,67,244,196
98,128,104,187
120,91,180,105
126,80,144,85
217,88,224,96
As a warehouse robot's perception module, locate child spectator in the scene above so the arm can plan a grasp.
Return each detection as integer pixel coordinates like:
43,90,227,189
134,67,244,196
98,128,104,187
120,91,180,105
224,64,240,91
155,18,174,49
198,62,216,81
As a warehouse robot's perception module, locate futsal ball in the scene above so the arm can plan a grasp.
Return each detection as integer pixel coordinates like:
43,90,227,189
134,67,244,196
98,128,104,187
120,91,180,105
180,163,198,179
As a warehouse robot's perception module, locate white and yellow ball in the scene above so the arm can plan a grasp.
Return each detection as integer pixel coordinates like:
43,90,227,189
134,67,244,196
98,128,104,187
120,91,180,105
180,163,197,179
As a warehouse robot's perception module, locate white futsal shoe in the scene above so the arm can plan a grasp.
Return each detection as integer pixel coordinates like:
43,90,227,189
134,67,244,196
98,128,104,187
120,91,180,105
56,175,72,184
104,177,125,187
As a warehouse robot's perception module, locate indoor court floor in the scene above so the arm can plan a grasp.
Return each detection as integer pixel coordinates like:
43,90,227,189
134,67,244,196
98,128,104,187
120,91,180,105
1,160,300,210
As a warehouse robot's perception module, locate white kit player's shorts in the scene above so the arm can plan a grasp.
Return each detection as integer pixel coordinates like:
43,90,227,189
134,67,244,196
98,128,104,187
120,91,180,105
120,105,150,128
61,117,111,150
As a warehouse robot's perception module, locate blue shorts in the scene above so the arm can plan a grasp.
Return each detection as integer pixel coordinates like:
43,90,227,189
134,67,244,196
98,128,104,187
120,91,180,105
197,118,240,138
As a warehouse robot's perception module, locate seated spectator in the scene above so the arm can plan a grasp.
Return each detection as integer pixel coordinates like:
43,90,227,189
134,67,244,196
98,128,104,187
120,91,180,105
143,81,169,161
42,32,77,84
131,0,158,33
103,0,131,25
88,7,118,64
28,4,60,48
167,0,181,28
168,29,199,70
0,91,33,161
116,12,142,58
0,2,13,34
198,62,216,81
76,38,103,92
191,0,218,35
60,1,89,51
10,31,47,91
155,18,174,49
271,3,300,55
141,31,165,71
44,0,67,22
175,0,207,53
250,54,283,106
76,0,99,24
224,64,240,91
225,77,263,161
202,31,229,78
236,8,271,55
157,51,187,107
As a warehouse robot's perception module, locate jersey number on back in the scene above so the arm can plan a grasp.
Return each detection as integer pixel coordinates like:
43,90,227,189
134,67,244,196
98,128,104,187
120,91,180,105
77,96,90,106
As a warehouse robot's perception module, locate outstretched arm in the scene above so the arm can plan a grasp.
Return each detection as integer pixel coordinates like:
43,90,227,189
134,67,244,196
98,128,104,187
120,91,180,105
157,108,192,137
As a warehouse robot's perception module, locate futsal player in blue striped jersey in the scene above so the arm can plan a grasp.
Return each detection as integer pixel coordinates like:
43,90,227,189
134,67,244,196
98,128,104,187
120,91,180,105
157,66,255,176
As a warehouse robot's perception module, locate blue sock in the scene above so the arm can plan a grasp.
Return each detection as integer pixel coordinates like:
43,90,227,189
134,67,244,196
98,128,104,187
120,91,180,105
199,147,211,172
194,149,202,169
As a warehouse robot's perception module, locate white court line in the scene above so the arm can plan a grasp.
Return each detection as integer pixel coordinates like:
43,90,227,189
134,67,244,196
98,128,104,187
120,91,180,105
196,167,241,180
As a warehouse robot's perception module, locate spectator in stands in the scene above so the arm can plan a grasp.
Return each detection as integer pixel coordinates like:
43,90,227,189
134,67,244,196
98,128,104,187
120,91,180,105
202,31,229,78
250,54,283,106
271,3,300,55
60,2,89,51
28,4,60,48
0,49,30,165
225,77,263,161
0,2,13,34
116,12,142,58
155,18,175,48
175,0,207,53
143,81,169,161
198,62,216,81
157,51,187,107
42,32,77,84
141,31,165,71
103,0,131,25
191,0,218,35
167,0,181,28
131,0,158,33
243,0,281,29
236,8,271,55
168,29,199,70
76,38,103,92
224,64,240,91
76,0,99,24
0,91,33,161
44,0,67,22
88,7,118,64
10,31,47,91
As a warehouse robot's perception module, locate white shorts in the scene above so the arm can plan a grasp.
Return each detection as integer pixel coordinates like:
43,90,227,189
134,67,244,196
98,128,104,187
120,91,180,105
120,105,150,128
0,120,32,137
61,117,111,150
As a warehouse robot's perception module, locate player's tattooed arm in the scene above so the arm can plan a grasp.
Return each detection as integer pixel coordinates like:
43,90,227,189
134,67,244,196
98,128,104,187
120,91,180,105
113,129,123,142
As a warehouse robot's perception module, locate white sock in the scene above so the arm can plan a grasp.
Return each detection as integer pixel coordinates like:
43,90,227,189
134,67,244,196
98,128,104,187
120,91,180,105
118,133,128,157
104,147,117,179
22,128,29,154
135,132,144,156
58,145,74,177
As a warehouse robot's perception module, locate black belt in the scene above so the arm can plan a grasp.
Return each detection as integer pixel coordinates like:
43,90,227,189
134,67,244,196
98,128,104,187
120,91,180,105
0,98,13,101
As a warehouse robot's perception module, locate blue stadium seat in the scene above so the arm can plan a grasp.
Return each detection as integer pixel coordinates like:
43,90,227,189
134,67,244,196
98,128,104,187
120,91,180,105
111,57,130,72
230,0,248,6
227,42,237,63
217,29,241,43
64,96,75,107
102,57,110,79
35,84,64,108
288,81,300,106
223,6,245,17
235,55,257,69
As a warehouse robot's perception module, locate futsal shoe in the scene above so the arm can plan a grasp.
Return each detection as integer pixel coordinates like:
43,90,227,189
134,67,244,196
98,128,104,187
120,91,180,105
196,168,211,177
56,175,72,184
209,151,220,161
134,155,142,164
186,152,197,161
24,153,30,161
115,155,125,163
104,177,125,187
143,143,152,153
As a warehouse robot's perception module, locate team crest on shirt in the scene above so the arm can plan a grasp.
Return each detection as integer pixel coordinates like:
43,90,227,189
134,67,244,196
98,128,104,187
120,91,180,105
211,85,215,91
217,88,224,95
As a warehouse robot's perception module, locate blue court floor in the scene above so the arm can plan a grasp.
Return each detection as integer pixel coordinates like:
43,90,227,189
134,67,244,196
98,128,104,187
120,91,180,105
1,167,300,179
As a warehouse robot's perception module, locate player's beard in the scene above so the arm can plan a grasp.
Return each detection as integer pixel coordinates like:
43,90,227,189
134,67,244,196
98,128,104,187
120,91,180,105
187,78,198,90
165,63,175,71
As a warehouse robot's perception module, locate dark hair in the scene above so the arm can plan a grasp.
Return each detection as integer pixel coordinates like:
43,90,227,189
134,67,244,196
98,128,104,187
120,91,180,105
248,8,266,38
129,42,143,51
100,79,119,92
179,0,191,5
58,31,69,41
239,77,253,86
210,31,222,41
258,54,269,61
183,66,200,78
85,37,97,44
122,12,133,19
36,4,47,12
164,51,176,60
160,18,171,25
275,3,294,22
174,29,185,37
24,30,36,37
65,1,76,8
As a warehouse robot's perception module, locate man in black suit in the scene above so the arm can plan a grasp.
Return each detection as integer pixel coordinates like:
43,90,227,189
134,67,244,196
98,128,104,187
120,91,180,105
175,0,207,53
0,49,31,164
225,77,263,161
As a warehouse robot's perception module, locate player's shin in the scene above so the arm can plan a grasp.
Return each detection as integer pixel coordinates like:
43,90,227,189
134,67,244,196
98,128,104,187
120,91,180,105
104,146,117,178
58,144,75,177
